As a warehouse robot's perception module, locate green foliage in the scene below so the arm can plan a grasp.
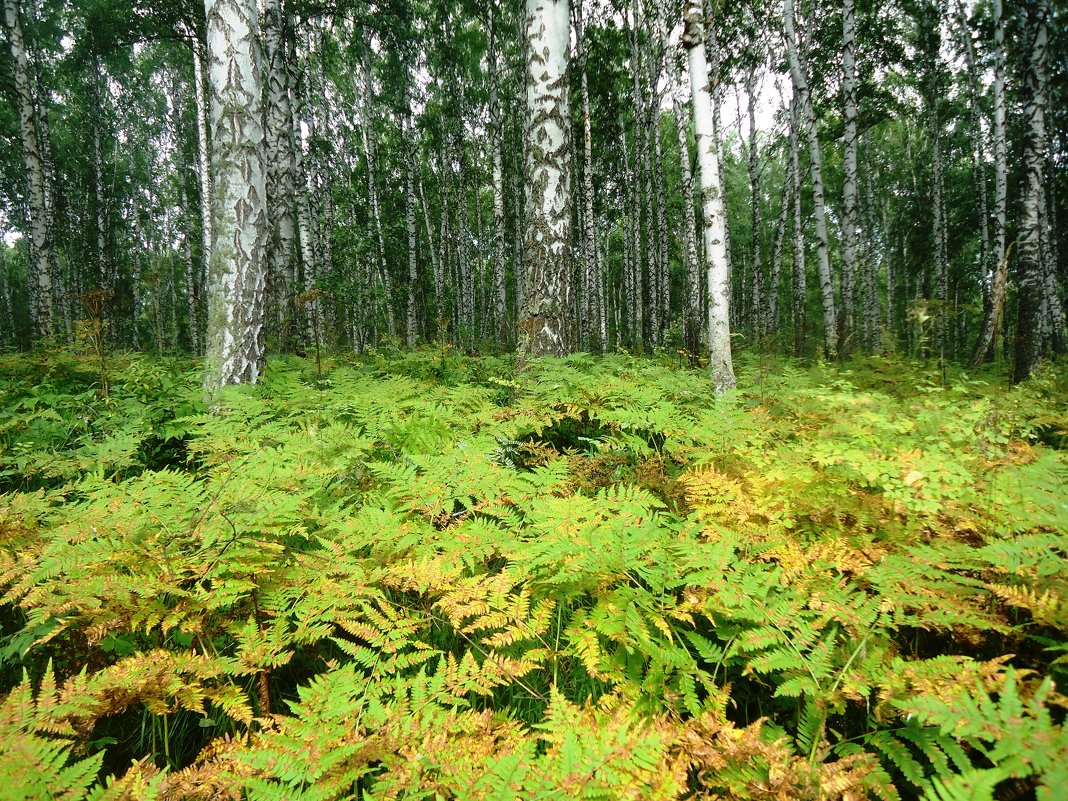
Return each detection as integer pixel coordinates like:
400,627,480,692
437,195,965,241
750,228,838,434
1,350,1066,799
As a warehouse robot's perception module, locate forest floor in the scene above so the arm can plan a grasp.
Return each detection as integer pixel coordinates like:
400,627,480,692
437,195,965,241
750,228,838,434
0,347,1066,800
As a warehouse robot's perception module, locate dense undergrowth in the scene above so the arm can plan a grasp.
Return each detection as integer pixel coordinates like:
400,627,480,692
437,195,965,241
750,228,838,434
0,346,1066,800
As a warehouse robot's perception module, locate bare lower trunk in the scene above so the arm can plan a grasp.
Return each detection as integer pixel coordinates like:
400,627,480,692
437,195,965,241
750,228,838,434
3,0,54,338
972,0,1008,365
841,0,858,346
790,93,806,356
519,0,573,357
784,0,837,358
770,141,792,341
262,0,299,344
746,69,765,339
685,1,734,395
203,0,269,389
658,3,701,354
488,11,508,345
192,37,212,350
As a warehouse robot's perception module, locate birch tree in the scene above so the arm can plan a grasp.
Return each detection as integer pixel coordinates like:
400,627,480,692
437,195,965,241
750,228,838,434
518,0,573,357
1014,0,1053,382
684,0,735,395
202,0,269,390
3,0,55,338
262,0,299,343
841,0,858,344
971,0,1007,365
784,0,837,358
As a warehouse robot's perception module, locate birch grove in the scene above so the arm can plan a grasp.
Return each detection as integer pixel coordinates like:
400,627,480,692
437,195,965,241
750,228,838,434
0,0,1063,383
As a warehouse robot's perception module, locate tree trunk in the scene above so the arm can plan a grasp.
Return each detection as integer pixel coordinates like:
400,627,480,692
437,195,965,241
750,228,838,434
192,36,212,350
203,0,269,390
841,0,858,347
518,0,573,358
488,8,509,346
657,2,701,354
922,2,949,359
405,108,420,347
1014,0,1051,382
770,138,792,343
746,69,765,340
784,0,837,358
790,92,807,356
575,3,600,351
684,1,735,395
262,0,299,345
3,0,55,339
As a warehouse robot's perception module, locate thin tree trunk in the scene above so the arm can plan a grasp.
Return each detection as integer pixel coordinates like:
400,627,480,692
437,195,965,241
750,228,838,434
685,1,735,395
923,2,949,358
488,8,509,346
784,0,837,358
192,36,212,350
790,92,807,356
746,69,765,340
770,140,792,343
262,0,299,345
841,0,858,347
405,109,420,347
657,2,701,354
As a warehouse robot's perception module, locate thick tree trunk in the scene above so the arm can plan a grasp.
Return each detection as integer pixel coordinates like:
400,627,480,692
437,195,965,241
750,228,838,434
684,1,735,395
1014,0,1051,382
203,0,269,389
3,0,55,339
518,0,573,357
784,0,837,358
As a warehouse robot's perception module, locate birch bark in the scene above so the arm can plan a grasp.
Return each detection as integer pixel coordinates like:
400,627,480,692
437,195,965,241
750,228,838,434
684,0,735,395
3,0,55,338
784,0,837,357
518,0,573,357
203,0,269,389
841,0,858,344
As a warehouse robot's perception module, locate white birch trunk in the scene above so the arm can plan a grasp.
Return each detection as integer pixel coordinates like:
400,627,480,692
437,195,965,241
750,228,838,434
262,0,299,339
972,0,1008,365
1014,0,1053,381
746,69,765,338
192,37,212,345
684,1,735,395
784,0,837,358
203,0,269,390
657,2,701,353
488,10,509,345
841,0,858,344
3,0,54,338
518,0,573,357
790,92,807,356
